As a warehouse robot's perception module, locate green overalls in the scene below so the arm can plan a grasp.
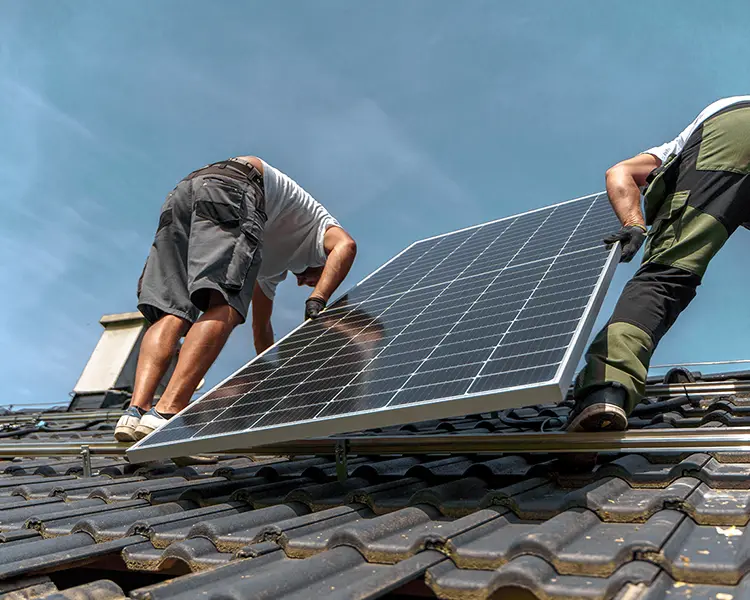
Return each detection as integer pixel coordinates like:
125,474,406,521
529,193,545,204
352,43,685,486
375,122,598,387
574,101,750,413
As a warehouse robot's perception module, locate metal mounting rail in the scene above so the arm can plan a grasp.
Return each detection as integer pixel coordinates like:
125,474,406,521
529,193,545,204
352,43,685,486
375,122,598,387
0,411,123,425
249,427,750,455
645,382,750,396
0,442,129,457
5,428,750,460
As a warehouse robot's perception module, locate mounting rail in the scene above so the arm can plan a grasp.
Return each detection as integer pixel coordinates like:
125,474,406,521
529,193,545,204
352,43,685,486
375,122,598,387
5,428,750,459
253,428,750,455
0,411,122,425
0,442,130,457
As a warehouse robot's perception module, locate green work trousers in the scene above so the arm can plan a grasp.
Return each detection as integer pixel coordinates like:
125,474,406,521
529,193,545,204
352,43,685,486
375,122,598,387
575,102,750,412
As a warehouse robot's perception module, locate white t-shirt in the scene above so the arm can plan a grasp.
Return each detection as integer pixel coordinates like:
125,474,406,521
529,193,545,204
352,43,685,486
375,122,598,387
256,160,341,300
644,95,750,163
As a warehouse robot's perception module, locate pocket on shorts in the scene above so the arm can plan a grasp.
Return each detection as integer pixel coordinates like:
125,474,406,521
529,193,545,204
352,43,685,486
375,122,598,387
225,187,266,292
194,177,243,228
190,176,263,293
153,193,176,246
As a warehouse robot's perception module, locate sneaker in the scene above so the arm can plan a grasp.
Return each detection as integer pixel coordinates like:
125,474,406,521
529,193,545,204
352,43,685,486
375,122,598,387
566,385,628,432
133,408,173,440
114,406,146,442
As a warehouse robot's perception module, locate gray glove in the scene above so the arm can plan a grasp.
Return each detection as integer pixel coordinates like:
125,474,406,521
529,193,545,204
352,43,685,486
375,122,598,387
305,297,326,320
604,224,647,263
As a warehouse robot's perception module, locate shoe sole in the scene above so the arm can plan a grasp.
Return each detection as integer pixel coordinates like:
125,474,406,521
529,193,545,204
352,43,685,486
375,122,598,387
133,425,156,441
114,416,141,442
566,403,628,433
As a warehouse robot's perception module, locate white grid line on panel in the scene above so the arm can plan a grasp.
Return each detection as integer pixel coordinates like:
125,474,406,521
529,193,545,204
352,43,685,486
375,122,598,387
384,204,562,407
306,217,522,421
248,220,505,432
473,196,597,380
321,241,607,313
183,233,456,423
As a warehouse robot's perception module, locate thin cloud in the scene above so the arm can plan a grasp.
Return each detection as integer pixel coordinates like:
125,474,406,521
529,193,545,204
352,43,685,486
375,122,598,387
0,78,95,141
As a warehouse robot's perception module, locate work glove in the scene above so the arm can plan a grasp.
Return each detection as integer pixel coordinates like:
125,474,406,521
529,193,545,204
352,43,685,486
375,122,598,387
305,297,326,320
603,224,647,263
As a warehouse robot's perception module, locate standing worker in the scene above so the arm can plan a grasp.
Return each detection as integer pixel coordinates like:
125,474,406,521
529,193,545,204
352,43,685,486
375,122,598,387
568,96,750,432
115,156,357,441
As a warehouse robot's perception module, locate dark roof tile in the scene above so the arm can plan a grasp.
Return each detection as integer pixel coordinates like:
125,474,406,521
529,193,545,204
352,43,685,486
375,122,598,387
558,453,711,488
656,517,750,585
0,574,57,598
229,478,317,508
0,534,144,580
183,502,308,553
408,477,489,517
496,476,699,522
29,499,148,538
446,508,683,576
284,477,372,511
345,478,428,515
350,456,423,480
132,546,443,600
69,503,185,543
272,504,374,558
0,528,41,543
326,506,503,564
0,497,65,527
0,475,75,494
34,579,126,600
6,373,750,598
683,484,750,526
426,556,660,600
641,570,750,599
122,537,233,572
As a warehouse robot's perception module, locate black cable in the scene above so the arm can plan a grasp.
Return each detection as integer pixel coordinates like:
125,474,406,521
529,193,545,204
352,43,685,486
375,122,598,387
0,419,107,439
631,393,696,417
0,427,39,439
497,411,565,431
42,420,107,432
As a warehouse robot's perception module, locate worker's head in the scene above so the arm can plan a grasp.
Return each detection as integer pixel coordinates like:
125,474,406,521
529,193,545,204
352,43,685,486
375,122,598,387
294,265,325,287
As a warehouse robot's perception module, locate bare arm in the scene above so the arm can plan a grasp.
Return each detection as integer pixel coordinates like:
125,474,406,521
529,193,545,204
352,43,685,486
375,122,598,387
310,226,357,302
605,153,662,228
251,283,275,354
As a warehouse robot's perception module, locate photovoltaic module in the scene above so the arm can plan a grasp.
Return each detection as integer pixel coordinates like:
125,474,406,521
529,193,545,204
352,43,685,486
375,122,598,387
128,192,620,461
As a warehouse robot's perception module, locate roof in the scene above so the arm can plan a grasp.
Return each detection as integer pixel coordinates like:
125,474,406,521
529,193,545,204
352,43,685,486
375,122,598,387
2,369,750,599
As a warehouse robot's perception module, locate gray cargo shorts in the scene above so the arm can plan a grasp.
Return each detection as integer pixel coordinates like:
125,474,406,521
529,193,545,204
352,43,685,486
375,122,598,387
137,161,266,325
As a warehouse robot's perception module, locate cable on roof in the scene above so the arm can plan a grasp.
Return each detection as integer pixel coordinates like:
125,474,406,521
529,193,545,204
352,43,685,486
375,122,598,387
496,410,565,431
0,420,109,439
0,426,42,439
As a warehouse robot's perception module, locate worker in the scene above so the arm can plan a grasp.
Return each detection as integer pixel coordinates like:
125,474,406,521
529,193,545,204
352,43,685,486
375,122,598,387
567,96,750,432
115,156,357,442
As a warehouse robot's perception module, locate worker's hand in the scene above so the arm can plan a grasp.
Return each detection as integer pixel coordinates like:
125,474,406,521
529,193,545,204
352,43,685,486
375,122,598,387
305,297,326,320
603,224,647,263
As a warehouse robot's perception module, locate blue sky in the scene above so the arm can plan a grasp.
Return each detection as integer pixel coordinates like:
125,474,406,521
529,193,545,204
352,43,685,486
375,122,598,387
2,0,750,408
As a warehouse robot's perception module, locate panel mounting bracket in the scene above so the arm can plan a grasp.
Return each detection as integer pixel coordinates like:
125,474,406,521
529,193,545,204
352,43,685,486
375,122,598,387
80,444,92,478
334,439,349,482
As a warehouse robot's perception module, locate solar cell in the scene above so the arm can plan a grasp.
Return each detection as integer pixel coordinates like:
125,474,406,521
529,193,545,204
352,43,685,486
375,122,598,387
128,192,620,461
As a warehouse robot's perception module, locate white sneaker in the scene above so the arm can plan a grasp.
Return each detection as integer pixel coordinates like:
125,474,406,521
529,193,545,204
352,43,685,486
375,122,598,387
114,406,146,442
133,408,172,440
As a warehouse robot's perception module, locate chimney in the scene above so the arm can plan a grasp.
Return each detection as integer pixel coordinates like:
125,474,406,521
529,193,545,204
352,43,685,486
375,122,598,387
69,312,177,411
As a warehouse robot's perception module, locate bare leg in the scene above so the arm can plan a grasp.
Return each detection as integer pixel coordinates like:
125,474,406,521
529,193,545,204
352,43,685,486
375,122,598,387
155,291,243,415
130,315,190,411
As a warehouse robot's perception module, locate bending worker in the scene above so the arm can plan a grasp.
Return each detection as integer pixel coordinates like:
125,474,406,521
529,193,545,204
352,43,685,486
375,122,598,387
115,156,357,441
567,95,750,432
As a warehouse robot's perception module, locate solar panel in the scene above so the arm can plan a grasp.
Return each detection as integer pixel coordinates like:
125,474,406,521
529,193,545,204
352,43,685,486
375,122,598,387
128,192,620,461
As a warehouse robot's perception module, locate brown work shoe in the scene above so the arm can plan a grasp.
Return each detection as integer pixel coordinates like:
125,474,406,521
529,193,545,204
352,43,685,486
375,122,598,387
566,386,628,432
